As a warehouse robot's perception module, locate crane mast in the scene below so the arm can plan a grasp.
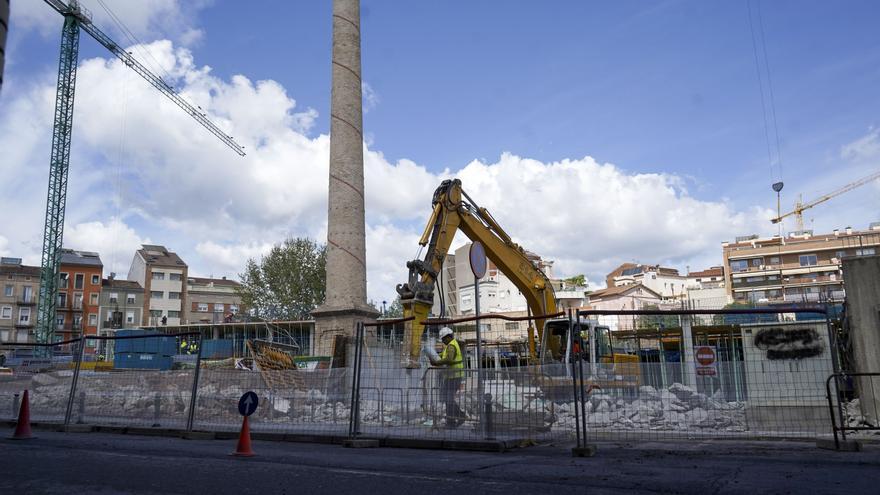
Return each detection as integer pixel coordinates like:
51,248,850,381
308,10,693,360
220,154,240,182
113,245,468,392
35,0,245,347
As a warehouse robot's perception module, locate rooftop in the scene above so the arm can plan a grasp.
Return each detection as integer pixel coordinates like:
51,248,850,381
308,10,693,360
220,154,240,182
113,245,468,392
138,245,186,267
0,262,41,277
725,223,880,250
59,248,103,267
588,282,662,300
188,276,240,288
688,266,724,278
102,278,143,290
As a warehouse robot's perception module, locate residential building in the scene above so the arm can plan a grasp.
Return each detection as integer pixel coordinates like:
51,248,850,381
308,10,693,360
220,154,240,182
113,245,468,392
586,283,664,331
98,276,144,332
58,249,103,348
186,276,243,324
127,245,188,326
454,242,554,316
685,266,730,309
606,263,687,299
430,254,457,317
722,224,880,305
0,257,40,345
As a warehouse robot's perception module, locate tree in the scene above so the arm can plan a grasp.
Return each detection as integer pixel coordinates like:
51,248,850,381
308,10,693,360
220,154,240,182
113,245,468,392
564,274,587,287
236,238,326,320
384,296,403,318
638,304,680,329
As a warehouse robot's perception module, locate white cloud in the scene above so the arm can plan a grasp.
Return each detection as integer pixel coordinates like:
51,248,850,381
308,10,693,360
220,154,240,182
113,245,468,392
0,38,780,307
841,127,880,163
64,218,150,276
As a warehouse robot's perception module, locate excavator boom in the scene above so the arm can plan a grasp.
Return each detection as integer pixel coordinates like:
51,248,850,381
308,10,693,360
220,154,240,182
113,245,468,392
396,179,557,368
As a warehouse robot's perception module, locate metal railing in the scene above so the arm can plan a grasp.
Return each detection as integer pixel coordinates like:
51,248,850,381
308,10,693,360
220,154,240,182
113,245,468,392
825,372,880,450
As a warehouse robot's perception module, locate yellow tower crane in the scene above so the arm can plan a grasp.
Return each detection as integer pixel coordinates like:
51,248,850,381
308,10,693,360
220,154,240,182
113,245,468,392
770,170,880,232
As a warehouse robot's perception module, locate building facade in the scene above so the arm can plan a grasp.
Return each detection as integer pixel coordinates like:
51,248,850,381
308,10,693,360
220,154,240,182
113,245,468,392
0,257,40,345
586,283,664,331
606,262,687,299
722,224,880,305
685,266,730,309
127,245,188,326
186,276,242,324
98,278,144,333
58,249,103,348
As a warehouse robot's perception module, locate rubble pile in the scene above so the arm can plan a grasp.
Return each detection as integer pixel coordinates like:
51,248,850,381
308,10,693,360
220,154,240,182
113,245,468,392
842,399,880,436
552,383,747,432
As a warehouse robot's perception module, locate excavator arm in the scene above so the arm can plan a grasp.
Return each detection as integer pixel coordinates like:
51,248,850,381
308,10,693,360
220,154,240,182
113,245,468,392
396,179,557,368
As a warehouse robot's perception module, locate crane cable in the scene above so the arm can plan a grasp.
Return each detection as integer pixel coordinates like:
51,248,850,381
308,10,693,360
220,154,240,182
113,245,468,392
746,0,784,183
94,0,175,87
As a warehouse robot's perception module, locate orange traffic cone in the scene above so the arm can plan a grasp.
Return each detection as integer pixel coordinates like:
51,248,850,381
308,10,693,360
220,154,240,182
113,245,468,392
230,415,254,457
11,389,33,440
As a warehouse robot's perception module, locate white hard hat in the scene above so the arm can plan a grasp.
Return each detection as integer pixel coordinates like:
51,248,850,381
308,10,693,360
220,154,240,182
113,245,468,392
438,327,454,339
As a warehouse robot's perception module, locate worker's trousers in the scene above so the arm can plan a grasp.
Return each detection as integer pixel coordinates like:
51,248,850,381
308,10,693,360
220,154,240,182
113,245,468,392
441,377,464,426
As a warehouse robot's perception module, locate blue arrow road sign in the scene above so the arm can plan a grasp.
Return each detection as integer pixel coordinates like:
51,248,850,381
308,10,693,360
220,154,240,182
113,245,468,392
238,391,259,417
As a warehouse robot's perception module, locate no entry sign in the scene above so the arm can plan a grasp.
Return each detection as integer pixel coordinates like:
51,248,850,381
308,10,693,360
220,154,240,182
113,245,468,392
694,345,717,377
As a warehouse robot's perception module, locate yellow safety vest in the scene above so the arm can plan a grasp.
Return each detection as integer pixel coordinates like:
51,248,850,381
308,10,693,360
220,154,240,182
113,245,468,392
441,338,464,379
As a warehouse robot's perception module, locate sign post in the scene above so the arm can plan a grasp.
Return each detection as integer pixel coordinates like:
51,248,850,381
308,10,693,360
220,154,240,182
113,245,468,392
694,345,717,377
469,242,489,438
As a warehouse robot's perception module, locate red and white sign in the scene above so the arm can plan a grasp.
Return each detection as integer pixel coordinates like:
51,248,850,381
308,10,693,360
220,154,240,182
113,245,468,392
694,345,717,376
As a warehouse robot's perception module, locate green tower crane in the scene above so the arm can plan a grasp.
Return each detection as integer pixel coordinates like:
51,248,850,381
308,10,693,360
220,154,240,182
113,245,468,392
36,0,245,348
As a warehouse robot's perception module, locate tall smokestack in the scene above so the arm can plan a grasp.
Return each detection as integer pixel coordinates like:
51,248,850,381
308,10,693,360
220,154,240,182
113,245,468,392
312,0,378,352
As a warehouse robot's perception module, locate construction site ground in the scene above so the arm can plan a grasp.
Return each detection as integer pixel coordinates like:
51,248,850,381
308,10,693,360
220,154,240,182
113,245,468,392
3,429,879,494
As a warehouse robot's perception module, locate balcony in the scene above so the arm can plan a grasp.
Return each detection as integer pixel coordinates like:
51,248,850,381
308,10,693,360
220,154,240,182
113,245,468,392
17,297,36,306
14,321,34,329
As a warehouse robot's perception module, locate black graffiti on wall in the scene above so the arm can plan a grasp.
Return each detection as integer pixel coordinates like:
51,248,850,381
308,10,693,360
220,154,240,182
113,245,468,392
753,327,825,360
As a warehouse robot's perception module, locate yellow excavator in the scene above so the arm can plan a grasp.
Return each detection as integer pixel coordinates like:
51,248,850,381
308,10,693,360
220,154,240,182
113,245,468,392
396,179,639,390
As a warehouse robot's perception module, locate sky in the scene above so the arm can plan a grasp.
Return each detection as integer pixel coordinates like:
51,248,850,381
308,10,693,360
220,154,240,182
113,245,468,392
1,0,879,305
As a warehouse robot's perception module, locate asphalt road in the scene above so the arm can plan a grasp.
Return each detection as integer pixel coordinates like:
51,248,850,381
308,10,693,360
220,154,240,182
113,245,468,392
2,430,879,494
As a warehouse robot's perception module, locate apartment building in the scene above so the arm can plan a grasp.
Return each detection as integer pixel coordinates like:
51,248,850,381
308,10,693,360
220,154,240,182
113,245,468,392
127,245,187,326
722,224,880,305
685,266,730,309
58,249,103,346
186,276,242,324
0,257,40,344
98,277,144,333
606,263,687,299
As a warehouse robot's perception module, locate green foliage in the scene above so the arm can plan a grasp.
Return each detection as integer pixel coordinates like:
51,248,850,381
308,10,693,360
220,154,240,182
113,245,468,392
564,274,587,287
637,304,681,329
236,238,326,320
384,296,404,318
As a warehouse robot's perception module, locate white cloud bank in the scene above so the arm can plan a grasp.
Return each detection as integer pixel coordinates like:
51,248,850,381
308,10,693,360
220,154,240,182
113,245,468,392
0,39,790,305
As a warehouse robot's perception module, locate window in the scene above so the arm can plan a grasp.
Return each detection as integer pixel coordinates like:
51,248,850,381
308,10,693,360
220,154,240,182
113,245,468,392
18,307,31,324
73,293,83,310
835,251,847,259
56,315,64,328
151,291,164,299
150,310,163,318
168,292,181,300
59,273,68,288
746,276,764,283
504,322,519,331
167,311,180,318
126,294,136,304
751,258,762,267
22,286,33,303
214,303,224,312
856,248,876,256
109,292,118,304
1,306,11,319
766,275,779,281
197,303,208,312
58,292,67,307
126,311,135,324
769,256,780,265
73,315,82,328
169,273,182,281
74,273,84,290
89,293,99,305
152,272,165,280
799,254,818,267
91,275,100,285
88,314,97,326
229,304,239,313
730,260,749,272
3,285,11,297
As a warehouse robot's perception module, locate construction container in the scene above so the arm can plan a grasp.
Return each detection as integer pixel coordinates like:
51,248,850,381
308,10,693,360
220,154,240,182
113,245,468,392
201,339,234,359
114,352,173,370
115,329,176,356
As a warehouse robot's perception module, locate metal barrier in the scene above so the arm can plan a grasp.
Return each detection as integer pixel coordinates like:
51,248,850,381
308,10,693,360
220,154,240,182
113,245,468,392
826,372,880,449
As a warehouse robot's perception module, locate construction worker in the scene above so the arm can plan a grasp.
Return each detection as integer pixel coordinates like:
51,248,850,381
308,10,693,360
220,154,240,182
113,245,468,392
429,327,465,428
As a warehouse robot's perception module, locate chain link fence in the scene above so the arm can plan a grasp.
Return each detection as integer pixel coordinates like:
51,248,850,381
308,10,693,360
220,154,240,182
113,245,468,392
3,305,864,448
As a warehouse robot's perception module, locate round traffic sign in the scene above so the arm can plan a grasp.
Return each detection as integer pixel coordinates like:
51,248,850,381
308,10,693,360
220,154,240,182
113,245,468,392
238,391,259,417
469,242,487,279
695,346,716,366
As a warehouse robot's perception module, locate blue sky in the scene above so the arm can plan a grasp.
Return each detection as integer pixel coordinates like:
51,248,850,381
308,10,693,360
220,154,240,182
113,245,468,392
2,0,879,303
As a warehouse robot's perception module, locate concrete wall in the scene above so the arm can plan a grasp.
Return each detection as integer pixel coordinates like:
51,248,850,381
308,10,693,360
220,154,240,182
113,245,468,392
842,255,880,423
